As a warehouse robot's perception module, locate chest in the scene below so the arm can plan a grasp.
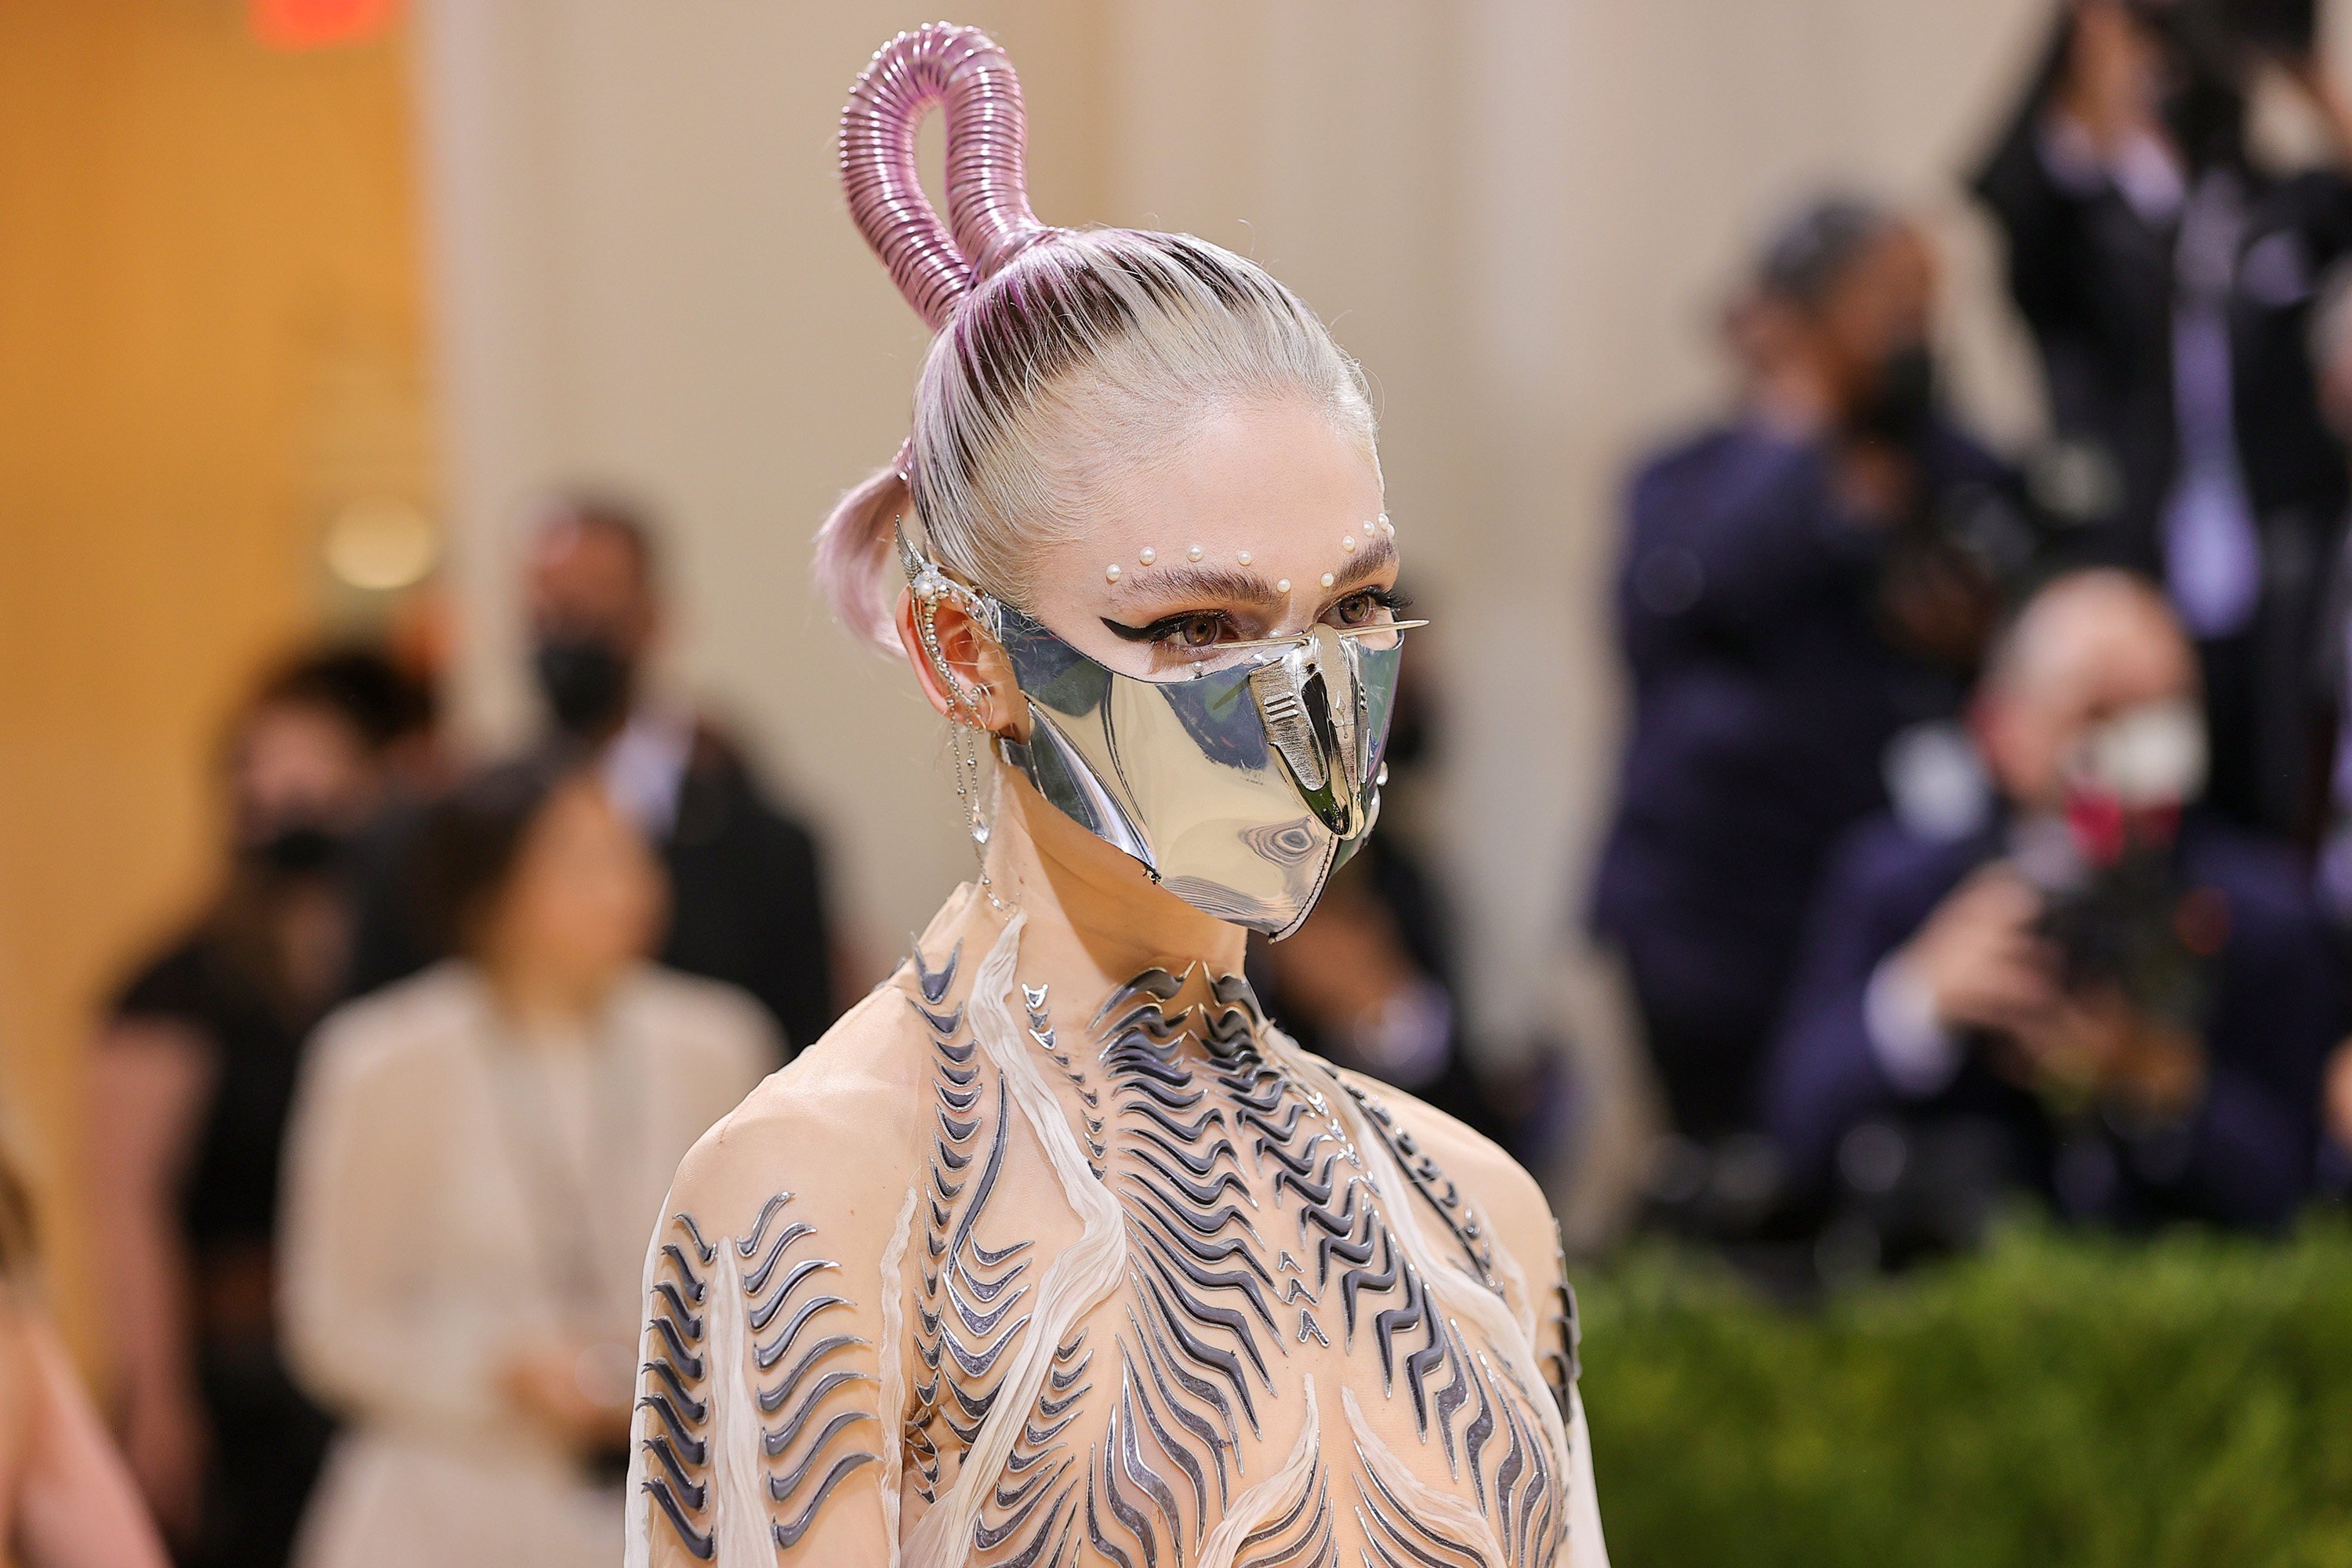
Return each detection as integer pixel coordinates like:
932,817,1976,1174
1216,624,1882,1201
895,966,1566,1568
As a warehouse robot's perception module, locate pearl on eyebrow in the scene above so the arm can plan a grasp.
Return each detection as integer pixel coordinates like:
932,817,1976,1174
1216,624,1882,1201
1186,543,1203,561
1320,572,1336,588
1105,564,1122,583
1276,578,1291,594
1341,535,1356,554
1138,546,1156,565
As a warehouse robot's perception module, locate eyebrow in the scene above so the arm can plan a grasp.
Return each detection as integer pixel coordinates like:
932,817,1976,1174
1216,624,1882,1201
1114,564,1290,612
1113,532,1401,608
1323,532,1399,597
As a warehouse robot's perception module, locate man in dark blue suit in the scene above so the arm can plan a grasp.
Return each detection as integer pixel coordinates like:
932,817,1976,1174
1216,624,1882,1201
1767,570,2338,1247
1592,198,2023,1143
1973,0,2352,841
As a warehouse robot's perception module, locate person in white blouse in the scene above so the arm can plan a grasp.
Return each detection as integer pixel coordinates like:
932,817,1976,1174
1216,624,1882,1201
278,751,775,1568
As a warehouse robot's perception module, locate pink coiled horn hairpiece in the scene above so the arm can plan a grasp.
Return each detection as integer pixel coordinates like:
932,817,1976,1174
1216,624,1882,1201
840,22,1051,331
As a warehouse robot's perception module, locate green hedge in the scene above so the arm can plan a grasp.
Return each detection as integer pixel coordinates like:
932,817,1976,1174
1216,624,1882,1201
1578,1221,2352,1567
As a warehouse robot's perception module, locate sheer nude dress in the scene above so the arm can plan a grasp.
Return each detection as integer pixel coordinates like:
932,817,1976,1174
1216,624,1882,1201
623,898,1606,1567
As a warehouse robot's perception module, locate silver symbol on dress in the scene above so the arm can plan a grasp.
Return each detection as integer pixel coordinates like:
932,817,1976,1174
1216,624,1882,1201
637,1188,879,1559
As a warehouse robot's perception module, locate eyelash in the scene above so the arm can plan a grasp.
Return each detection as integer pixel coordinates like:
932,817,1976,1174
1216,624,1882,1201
1113,586,1414,652
1343,586,1413,619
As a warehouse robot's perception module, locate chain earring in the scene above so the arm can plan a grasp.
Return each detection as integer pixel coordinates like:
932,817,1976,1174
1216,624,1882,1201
903,524,1014,913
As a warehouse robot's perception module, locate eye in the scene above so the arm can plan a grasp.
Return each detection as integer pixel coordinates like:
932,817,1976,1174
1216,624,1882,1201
1163,612,1229,649
1100,608,1240,653
1329,586,1409,627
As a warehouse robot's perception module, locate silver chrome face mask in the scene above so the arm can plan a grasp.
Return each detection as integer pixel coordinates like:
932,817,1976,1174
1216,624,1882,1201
985,602,1408,938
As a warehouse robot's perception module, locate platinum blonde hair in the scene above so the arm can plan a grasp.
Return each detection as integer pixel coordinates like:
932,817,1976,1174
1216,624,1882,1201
816,24,1377,653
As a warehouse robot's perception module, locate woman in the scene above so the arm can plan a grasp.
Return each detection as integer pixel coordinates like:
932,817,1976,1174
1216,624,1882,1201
279,753,774,1568
622,24,1606,1567
86,648,430,1566
0,1136,170,1567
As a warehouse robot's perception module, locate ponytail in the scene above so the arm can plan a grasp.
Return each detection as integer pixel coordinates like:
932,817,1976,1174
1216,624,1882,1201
815,452,913,656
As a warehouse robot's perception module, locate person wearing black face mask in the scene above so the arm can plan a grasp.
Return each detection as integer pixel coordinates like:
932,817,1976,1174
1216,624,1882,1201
85,646,433,1568
1973,0,2352,844
345,492,848,1063
530,633,633,738
1592,197,2025,1202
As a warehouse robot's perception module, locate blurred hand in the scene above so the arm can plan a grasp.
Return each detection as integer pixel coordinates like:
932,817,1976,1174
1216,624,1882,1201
1900,863,2056,1036
2322,1037,2352,1150
500,1336,633,1457
2007,984,2205,1116
119,1375,207,1544
1878,541,1998,669
2060,0,2161,153
1832,441,1917,528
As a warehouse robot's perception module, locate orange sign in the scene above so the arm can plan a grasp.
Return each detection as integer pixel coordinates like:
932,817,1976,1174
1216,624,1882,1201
249,0,401,51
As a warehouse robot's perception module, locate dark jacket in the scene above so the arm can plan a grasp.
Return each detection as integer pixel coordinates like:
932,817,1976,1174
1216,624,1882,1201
345,725,838,1057
660,726,837,1058
1973,113,2352,834
1589,419,2003,1131
1766,812,2338,1232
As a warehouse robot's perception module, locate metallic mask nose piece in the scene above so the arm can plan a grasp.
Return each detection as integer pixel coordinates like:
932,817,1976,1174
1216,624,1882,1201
1250,625,1370,838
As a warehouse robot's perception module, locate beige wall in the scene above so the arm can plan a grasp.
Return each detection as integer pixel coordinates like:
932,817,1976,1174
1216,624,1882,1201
0,4,426,1345
412,0,2060,1044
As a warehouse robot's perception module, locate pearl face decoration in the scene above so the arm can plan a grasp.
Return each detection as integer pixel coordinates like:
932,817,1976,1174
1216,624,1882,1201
1276,578,1291,594
1341,535,1357,553
1237,551,1253,566
1320,572,1336,589
1186,543,1203,561
1138,546,1156,565
1105,564,1122,583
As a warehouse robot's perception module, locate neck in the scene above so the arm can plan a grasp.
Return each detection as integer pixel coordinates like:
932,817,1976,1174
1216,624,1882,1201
936,771,1247,1007
484,956,615,1036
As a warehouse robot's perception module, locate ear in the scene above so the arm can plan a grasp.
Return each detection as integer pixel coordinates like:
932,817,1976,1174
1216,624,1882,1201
894,586,1024,735
1968,689,2024,802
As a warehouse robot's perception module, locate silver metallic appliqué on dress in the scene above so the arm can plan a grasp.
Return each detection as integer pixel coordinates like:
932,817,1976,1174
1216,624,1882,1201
899,956,1574,1567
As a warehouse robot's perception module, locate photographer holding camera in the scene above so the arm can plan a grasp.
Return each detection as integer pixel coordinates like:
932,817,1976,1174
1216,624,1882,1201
1767,570,2339,1250
1592,197,2026,1156
1975,0,2352,841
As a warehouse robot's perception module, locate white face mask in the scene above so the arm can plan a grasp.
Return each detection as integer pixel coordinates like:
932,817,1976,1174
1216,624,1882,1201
2067,699,2208,810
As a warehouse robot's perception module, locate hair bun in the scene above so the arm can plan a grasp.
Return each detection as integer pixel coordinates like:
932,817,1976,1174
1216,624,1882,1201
840,22,1048,330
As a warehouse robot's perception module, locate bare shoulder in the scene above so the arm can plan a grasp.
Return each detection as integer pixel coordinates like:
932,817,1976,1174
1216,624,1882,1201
1334,1069,1559,1281
662,975,932,1246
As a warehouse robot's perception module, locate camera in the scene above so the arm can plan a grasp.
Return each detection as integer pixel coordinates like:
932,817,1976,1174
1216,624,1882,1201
2031,836,2224,1037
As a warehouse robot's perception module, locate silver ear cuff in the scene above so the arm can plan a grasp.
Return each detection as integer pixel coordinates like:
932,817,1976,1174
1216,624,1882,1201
899,523,1013,912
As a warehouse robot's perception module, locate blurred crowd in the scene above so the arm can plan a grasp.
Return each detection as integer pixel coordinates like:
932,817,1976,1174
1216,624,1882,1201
1595,0,2352,1289
13,0,2352,1561
45,496,850,1566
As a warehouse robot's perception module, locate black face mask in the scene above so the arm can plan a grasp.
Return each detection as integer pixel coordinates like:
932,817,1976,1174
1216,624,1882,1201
2142,5,2250,172
242,822,347,877
533,635,633,736
2165,78,2246,173
1852,340,1937,446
